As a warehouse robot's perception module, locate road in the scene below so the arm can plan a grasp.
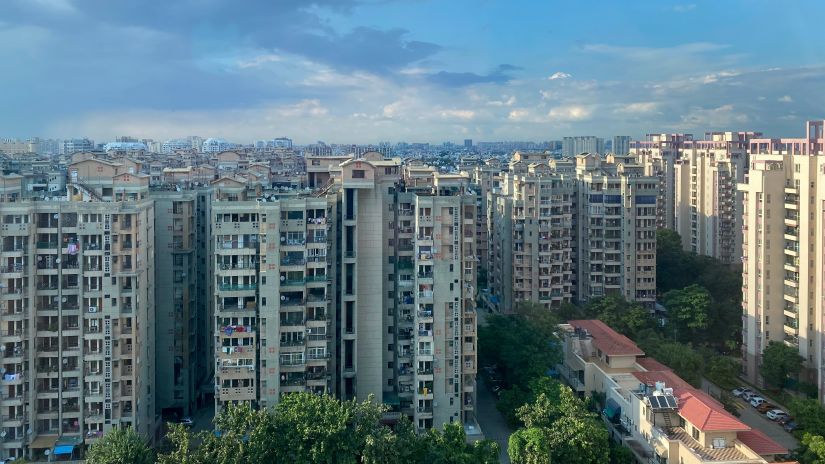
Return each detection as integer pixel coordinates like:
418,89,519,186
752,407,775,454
702,380,798,451
477,377,512,463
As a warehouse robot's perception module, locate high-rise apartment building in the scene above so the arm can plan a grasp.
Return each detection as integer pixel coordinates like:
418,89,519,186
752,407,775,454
574,155,658,306
0,159,157,461
209,152,480,434
612,136,631,156
211,180,335,410
151,191,212,416
631,134,692,230
334,155,479,431
487,153,658,311
673,132,753,264
562,136,604,157
739,121,825,398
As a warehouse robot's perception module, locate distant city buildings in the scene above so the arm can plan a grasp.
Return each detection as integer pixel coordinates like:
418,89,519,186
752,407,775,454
562,136,604,157
612,136,631,155
63,138,95,154
202,138,236,154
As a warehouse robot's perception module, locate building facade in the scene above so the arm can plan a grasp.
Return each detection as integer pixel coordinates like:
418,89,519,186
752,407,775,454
739,121,825,398
0,168,157,461
563,136,604,157
487,153,658,311
673,133,751,264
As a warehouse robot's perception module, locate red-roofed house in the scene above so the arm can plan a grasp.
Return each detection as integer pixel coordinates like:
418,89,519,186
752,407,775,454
558,320,790,464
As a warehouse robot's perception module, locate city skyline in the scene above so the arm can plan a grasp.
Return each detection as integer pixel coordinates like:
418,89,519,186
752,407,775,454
3,0,825,143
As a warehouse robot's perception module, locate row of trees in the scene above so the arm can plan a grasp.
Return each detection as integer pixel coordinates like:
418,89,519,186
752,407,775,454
478,303,628,463
87,393,499,464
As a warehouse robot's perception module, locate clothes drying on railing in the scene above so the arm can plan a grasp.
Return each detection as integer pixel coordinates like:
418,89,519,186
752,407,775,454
222,325,252,335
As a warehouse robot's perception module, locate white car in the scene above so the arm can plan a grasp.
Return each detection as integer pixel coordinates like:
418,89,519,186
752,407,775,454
731,387,751,397
750,397,766,408
767,409,788,421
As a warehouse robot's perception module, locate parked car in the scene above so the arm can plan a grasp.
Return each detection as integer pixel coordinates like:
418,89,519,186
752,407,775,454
750,397,767,408
179,417,194,427
777,416,794,425
767,410,789,421
756,403,777,413
732,387,752,397
783,421,799,432
742,391,757,401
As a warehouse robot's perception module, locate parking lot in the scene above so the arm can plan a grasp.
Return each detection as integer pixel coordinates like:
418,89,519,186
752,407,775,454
705,381,798,451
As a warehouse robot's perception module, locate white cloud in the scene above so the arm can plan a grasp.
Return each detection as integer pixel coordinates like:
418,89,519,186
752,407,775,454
678,105,748,128
487,96,516,107
548,72,572,80
547,105,594,122
237,54,282,69
673,4,697,13
582,42,727,61
439,109,476,120
615,102,659,114
778,95,793,103
276,99,328,117
508,109,530,121
701,71,740,84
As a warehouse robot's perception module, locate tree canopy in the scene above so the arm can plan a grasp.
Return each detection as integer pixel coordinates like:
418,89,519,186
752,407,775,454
508,387,609,464
156,393,499,464
86,427,154,464
761,341,804,389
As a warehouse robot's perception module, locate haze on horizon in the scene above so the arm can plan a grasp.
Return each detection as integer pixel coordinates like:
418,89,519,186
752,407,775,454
3,0,825,144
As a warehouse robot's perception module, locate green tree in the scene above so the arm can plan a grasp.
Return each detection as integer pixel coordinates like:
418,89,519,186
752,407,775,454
656,229,688,293
508,427,552,464
801,433,825,464
158,423,199,464
761,341,804,389
609,442,634,464
158,394,499,464
478,313,561,390
86,427,153,464
790,398,825,436
509,388,608,464
663,284,711,342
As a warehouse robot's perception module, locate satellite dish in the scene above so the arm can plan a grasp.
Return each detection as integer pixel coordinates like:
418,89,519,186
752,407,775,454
62,297,67,302
44,449,51,456
0,431,6,438
55,258,61,263
280,295,286,301
53,214,59,219
280,236,285,242
280,276,285,281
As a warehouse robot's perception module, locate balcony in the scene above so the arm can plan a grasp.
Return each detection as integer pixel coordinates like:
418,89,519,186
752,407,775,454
219,283,258,291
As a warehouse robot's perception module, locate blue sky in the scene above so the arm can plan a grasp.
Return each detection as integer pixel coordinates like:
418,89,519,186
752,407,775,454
2,0,825,143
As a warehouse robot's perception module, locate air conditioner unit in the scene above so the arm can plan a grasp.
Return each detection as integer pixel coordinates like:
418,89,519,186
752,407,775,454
88,306,98,313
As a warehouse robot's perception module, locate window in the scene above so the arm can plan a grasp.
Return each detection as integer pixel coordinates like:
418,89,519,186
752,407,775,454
352,170,365,179
692,427,699,440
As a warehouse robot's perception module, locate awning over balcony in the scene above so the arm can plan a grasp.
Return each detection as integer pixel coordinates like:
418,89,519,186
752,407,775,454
29,435,57,450
54,444,75,455
602,397,621,421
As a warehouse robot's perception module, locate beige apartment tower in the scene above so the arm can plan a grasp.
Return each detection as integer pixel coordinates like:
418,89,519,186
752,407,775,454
673,132,754,264
0,159,157,461
739,121,825,400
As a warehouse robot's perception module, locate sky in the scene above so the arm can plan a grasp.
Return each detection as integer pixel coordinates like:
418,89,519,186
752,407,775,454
3,0,825,144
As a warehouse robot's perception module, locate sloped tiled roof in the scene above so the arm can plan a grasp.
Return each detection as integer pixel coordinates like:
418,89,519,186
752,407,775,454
677,389,749,432
737,429,788,455
569,320,644,356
